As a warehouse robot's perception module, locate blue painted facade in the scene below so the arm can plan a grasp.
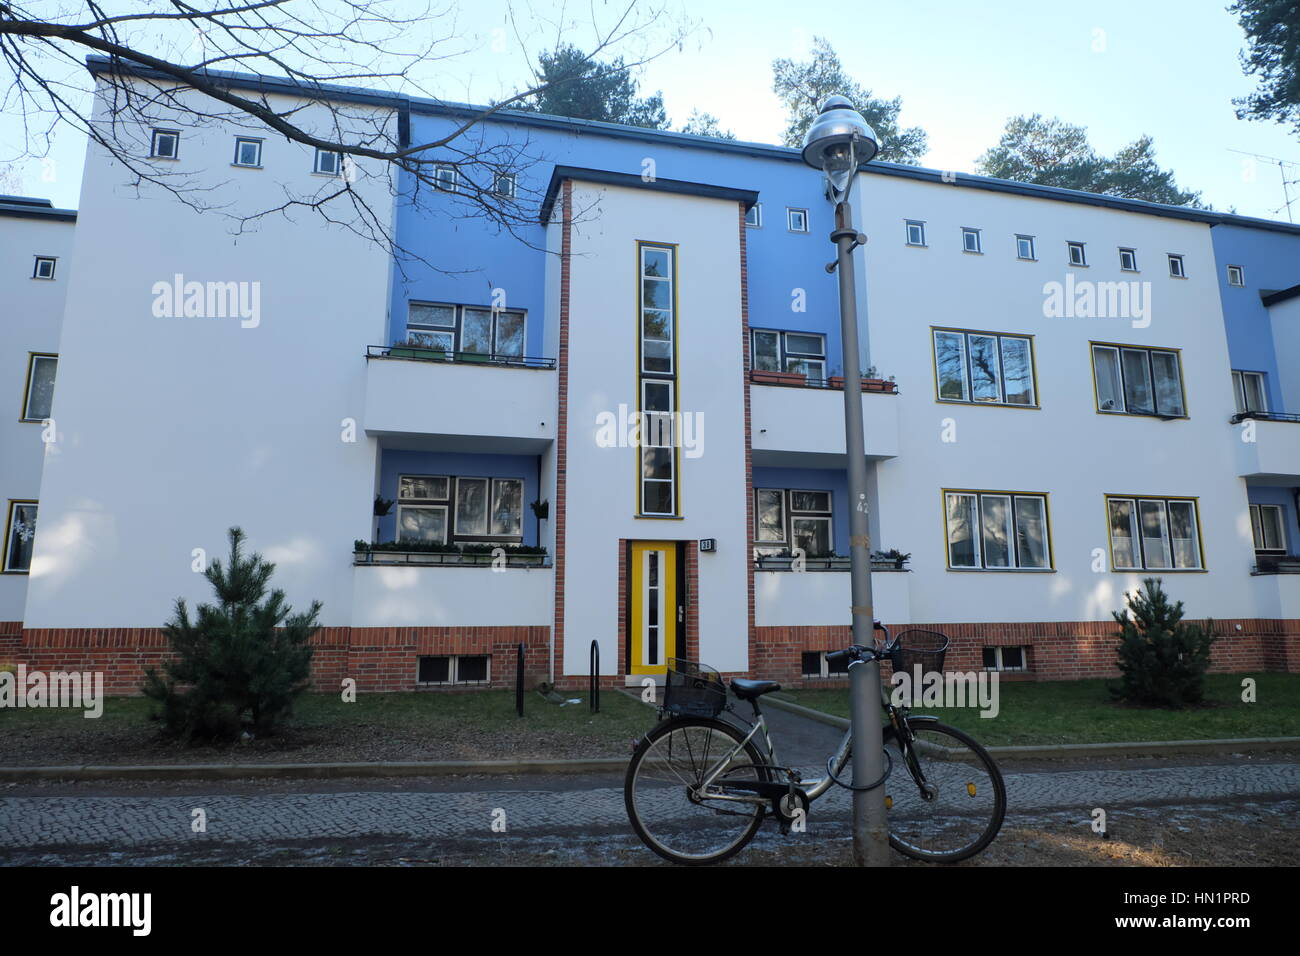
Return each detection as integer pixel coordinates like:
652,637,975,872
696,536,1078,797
389,114,847,369
376,449,541,546
752,466,850,553
1208,223,1300,412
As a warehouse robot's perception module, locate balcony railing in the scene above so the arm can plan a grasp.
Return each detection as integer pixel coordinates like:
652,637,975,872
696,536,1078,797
354,542,551,568
754,554,910,572
1230,410,1300,425
368,344,556,370
749,369,898,393
1252,556,1300,574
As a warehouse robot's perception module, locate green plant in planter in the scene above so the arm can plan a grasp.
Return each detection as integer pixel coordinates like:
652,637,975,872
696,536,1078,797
873,548,911,568
390,339,448,360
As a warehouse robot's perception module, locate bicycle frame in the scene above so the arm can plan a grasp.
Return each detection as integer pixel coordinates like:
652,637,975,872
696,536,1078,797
690,686,922,809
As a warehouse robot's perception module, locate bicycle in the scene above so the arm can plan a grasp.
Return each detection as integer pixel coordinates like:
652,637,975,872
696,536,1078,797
623,622,1006,865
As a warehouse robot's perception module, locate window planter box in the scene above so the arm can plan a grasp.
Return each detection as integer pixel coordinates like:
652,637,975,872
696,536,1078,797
829,375,897,394
390,346,447,361
354,547,549,568
751,369,807,387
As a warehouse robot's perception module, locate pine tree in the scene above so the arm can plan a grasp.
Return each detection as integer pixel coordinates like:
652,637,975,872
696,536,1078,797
1111,578,1216,708
144,527,320,741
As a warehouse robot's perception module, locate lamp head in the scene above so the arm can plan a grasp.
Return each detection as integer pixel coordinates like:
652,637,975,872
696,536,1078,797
801,95,879,200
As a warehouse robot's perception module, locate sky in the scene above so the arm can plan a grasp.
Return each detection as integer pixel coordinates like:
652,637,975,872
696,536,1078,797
3,0,1298,220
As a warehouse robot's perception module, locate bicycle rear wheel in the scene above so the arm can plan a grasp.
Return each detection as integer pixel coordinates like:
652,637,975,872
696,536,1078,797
625,717,770,865
885,719,1006,863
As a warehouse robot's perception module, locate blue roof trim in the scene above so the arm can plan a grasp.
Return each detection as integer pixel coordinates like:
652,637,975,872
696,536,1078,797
0,195,76,221
83,55,1300,237
540,166,758,223
1262,284,1300,307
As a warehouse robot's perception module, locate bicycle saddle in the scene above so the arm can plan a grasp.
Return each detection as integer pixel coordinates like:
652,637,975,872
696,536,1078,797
730,678,781,700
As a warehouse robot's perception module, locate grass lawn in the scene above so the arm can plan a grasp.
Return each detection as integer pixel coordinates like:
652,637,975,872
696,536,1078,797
0,688,654,766
774,674,1300,747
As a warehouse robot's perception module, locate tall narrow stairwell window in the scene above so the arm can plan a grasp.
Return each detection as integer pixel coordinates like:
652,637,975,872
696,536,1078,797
638,242,678,516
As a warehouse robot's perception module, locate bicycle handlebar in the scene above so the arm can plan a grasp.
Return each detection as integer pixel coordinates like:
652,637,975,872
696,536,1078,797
825,621,891,667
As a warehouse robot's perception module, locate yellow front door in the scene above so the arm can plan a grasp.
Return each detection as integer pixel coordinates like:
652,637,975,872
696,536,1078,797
629,541,678,676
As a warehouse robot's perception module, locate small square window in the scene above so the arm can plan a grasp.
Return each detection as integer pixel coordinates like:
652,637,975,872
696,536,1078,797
1119,248,1138,272
417,656,450,683
457,655,489,683
1067,241,1087,266
787,208,809,233
961,227,981,253
150,129,179,159
32,256,56,280
3,501,38,573
1168,254,1186,278
983,646,1026,671
1227,264,1245,287
21,354,57,422
314,149,342,175
905,220,926,246
233,137,263,167
493,172,515,198
435,165,459,192
1016,235,1036,260
745,203,762,228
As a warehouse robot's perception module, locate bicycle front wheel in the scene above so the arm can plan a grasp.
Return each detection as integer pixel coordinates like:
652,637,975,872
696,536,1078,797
885,719,1006,863
625,717,770,865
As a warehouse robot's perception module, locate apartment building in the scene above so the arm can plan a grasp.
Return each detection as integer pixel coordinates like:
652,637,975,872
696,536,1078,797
4,59,1298,693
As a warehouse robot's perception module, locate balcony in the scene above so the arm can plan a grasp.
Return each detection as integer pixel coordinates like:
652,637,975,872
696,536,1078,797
1231,411,1300,480
749,370,899,466
364,346,556,452
352,557,553,628
754,567,911,626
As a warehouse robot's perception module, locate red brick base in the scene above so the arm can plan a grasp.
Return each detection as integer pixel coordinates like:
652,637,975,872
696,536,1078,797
8,618,1299,695
750,619,1300,687
14,625,550,695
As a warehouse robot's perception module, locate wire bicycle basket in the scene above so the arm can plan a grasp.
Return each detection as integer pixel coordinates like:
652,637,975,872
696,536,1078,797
889,629,950,676
663,658,728,717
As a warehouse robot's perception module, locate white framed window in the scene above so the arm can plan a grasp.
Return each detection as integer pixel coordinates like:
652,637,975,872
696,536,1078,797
1232,370,1268,414
435,164,459,192
396,474,450,545
406,302,526,359
1091,343,1185,417
802,651,850,678
982,647,1026,672
150,129,179,159
314,148,342,175
1067,241,1087,266
1250,504,1287,553
961,227,982,253
945,490,1051,571
641,378,676,516
751,328,826,380
1168,254,1186,278
1015,234,1036,260
932,328,1036,406
1107,496,1202,570
745,203,763,228
489,478,524,537
454,477,491,536
787,207,809,233
3,500,37,573
639,244,675,376
32,256,56,280
1227,264,1245,287
905,220,927,246
754,488,833,556
233,137,263,167
1119,248,1138,272
418,654,489,685
493,172,516,198
21,353,56,422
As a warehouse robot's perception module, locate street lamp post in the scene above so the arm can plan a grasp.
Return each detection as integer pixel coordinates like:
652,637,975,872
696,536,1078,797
801,96,890,866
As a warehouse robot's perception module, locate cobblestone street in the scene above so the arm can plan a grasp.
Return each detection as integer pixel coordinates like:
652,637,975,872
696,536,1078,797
2,754,1298,865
